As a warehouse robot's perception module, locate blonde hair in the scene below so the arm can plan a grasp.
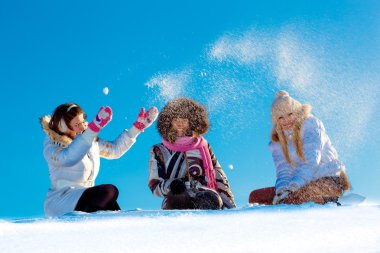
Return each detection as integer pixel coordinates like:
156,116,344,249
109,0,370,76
270,91,312,165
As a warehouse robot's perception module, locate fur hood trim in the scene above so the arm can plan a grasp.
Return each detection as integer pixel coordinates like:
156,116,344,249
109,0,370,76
40,115,72,147
156,97,209,143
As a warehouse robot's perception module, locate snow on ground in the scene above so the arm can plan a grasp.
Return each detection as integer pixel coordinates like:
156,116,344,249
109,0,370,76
1,204,379,253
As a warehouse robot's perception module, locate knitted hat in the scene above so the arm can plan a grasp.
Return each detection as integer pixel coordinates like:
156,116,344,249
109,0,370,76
270,91,303,125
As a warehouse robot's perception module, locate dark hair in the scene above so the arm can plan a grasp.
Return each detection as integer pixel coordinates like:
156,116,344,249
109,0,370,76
157,97,209,143
49,103,86,135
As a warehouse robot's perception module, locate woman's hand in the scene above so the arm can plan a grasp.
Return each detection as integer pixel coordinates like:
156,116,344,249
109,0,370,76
170,179,187,195
133,107,159,131
88,106,113,133
272,183,300,204
272,189,291,204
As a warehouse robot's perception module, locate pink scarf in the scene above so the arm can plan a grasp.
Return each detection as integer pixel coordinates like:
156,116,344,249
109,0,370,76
162,136,218,190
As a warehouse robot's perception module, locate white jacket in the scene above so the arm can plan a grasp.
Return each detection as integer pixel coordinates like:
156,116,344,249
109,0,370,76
41,116,136,217
269,115,345,193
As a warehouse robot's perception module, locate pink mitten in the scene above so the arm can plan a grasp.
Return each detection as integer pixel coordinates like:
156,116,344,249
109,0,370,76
88,106,113,133
133,107,158,131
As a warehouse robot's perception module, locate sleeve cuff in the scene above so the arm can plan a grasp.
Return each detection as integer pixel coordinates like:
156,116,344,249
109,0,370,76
275,186,287,194
126,125,142,139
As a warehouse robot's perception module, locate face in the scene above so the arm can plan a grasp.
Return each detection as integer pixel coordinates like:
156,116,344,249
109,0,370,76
171,118,189,137
68,113,87,139
278,112,296,130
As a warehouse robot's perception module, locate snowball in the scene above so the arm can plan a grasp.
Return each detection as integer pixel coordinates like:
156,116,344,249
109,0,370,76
103,87,109,95
228,164,234,170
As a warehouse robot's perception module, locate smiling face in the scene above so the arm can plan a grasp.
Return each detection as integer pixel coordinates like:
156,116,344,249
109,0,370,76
277,112,296,130
171,117,190,137
67,113,87,139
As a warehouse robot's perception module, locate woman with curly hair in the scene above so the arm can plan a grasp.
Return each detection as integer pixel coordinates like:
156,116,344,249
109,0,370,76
148,97,235,210
249,91,349,205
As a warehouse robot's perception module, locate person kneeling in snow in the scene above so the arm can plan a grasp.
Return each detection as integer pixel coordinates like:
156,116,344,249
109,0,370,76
148,98,235,210
249,91,349,205
41,103,158,217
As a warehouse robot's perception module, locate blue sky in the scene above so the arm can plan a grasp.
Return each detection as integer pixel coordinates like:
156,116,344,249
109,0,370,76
1,0,379,218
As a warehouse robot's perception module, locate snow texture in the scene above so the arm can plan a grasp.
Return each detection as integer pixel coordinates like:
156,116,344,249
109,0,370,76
1,204,379,253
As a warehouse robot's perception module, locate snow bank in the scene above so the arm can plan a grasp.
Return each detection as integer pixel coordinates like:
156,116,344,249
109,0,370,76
1,204,379,253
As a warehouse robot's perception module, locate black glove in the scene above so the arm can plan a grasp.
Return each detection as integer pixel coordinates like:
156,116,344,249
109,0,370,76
170,179,187,195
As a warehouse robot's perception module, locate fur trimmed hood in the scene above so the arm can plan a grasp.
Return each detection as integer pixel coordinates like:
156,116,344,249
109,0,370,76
40,115,72,147
156,97,209,143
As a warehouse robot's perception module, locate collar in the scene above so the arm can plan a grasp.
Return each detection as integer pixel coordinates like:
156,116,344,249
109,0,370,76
40,115,73,147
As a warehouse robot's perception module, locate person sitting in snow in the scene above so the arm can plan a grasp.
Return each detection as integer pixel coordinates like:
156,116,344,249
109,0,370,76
148,97,235,210
40,103,158,217
249,91,350,205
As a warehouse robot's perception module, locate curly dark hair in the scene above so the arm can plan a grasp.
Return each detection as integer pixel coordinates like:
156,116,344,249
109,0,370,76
157,97,209,143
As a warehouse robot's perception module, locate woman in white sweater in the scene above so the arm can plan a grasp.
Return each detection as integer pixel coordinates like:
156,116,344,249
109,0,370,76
249,91,349,205
41,103,158,217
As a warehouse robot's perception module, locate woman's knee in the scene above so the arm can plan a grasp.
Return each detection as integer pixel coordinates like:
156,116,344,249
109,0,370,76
193,190,222,210
162,192,194,210
284,177,343,204
101,184,119,199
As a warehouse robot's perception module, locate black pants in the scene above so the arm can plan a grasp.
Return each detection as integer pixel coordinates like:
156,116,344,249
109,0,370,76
75,184,121,213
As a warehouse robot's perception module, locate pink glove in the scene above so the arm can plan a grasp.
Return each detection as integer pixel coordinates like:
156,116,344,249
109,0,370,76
88,106,113,133
133,107,158,131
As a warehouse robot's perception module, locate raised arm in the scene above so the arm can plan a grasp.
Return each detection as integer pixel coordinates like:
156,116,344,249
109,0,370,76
99,106,158,159
44,106,112,167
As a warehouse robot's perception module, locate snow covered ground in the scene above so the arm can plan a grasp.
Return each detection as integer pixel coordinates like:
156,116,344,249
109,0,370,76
1,203,380,253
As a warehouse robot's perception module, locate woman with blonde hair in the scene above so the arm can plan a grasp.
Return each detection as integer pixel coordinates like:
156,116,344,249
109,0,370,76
249,91,349,205
148,97,235,210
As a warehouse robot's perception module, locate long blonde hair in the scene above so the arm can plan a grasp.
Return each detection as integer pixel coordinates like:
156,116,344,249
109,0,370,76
270,91,312,166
